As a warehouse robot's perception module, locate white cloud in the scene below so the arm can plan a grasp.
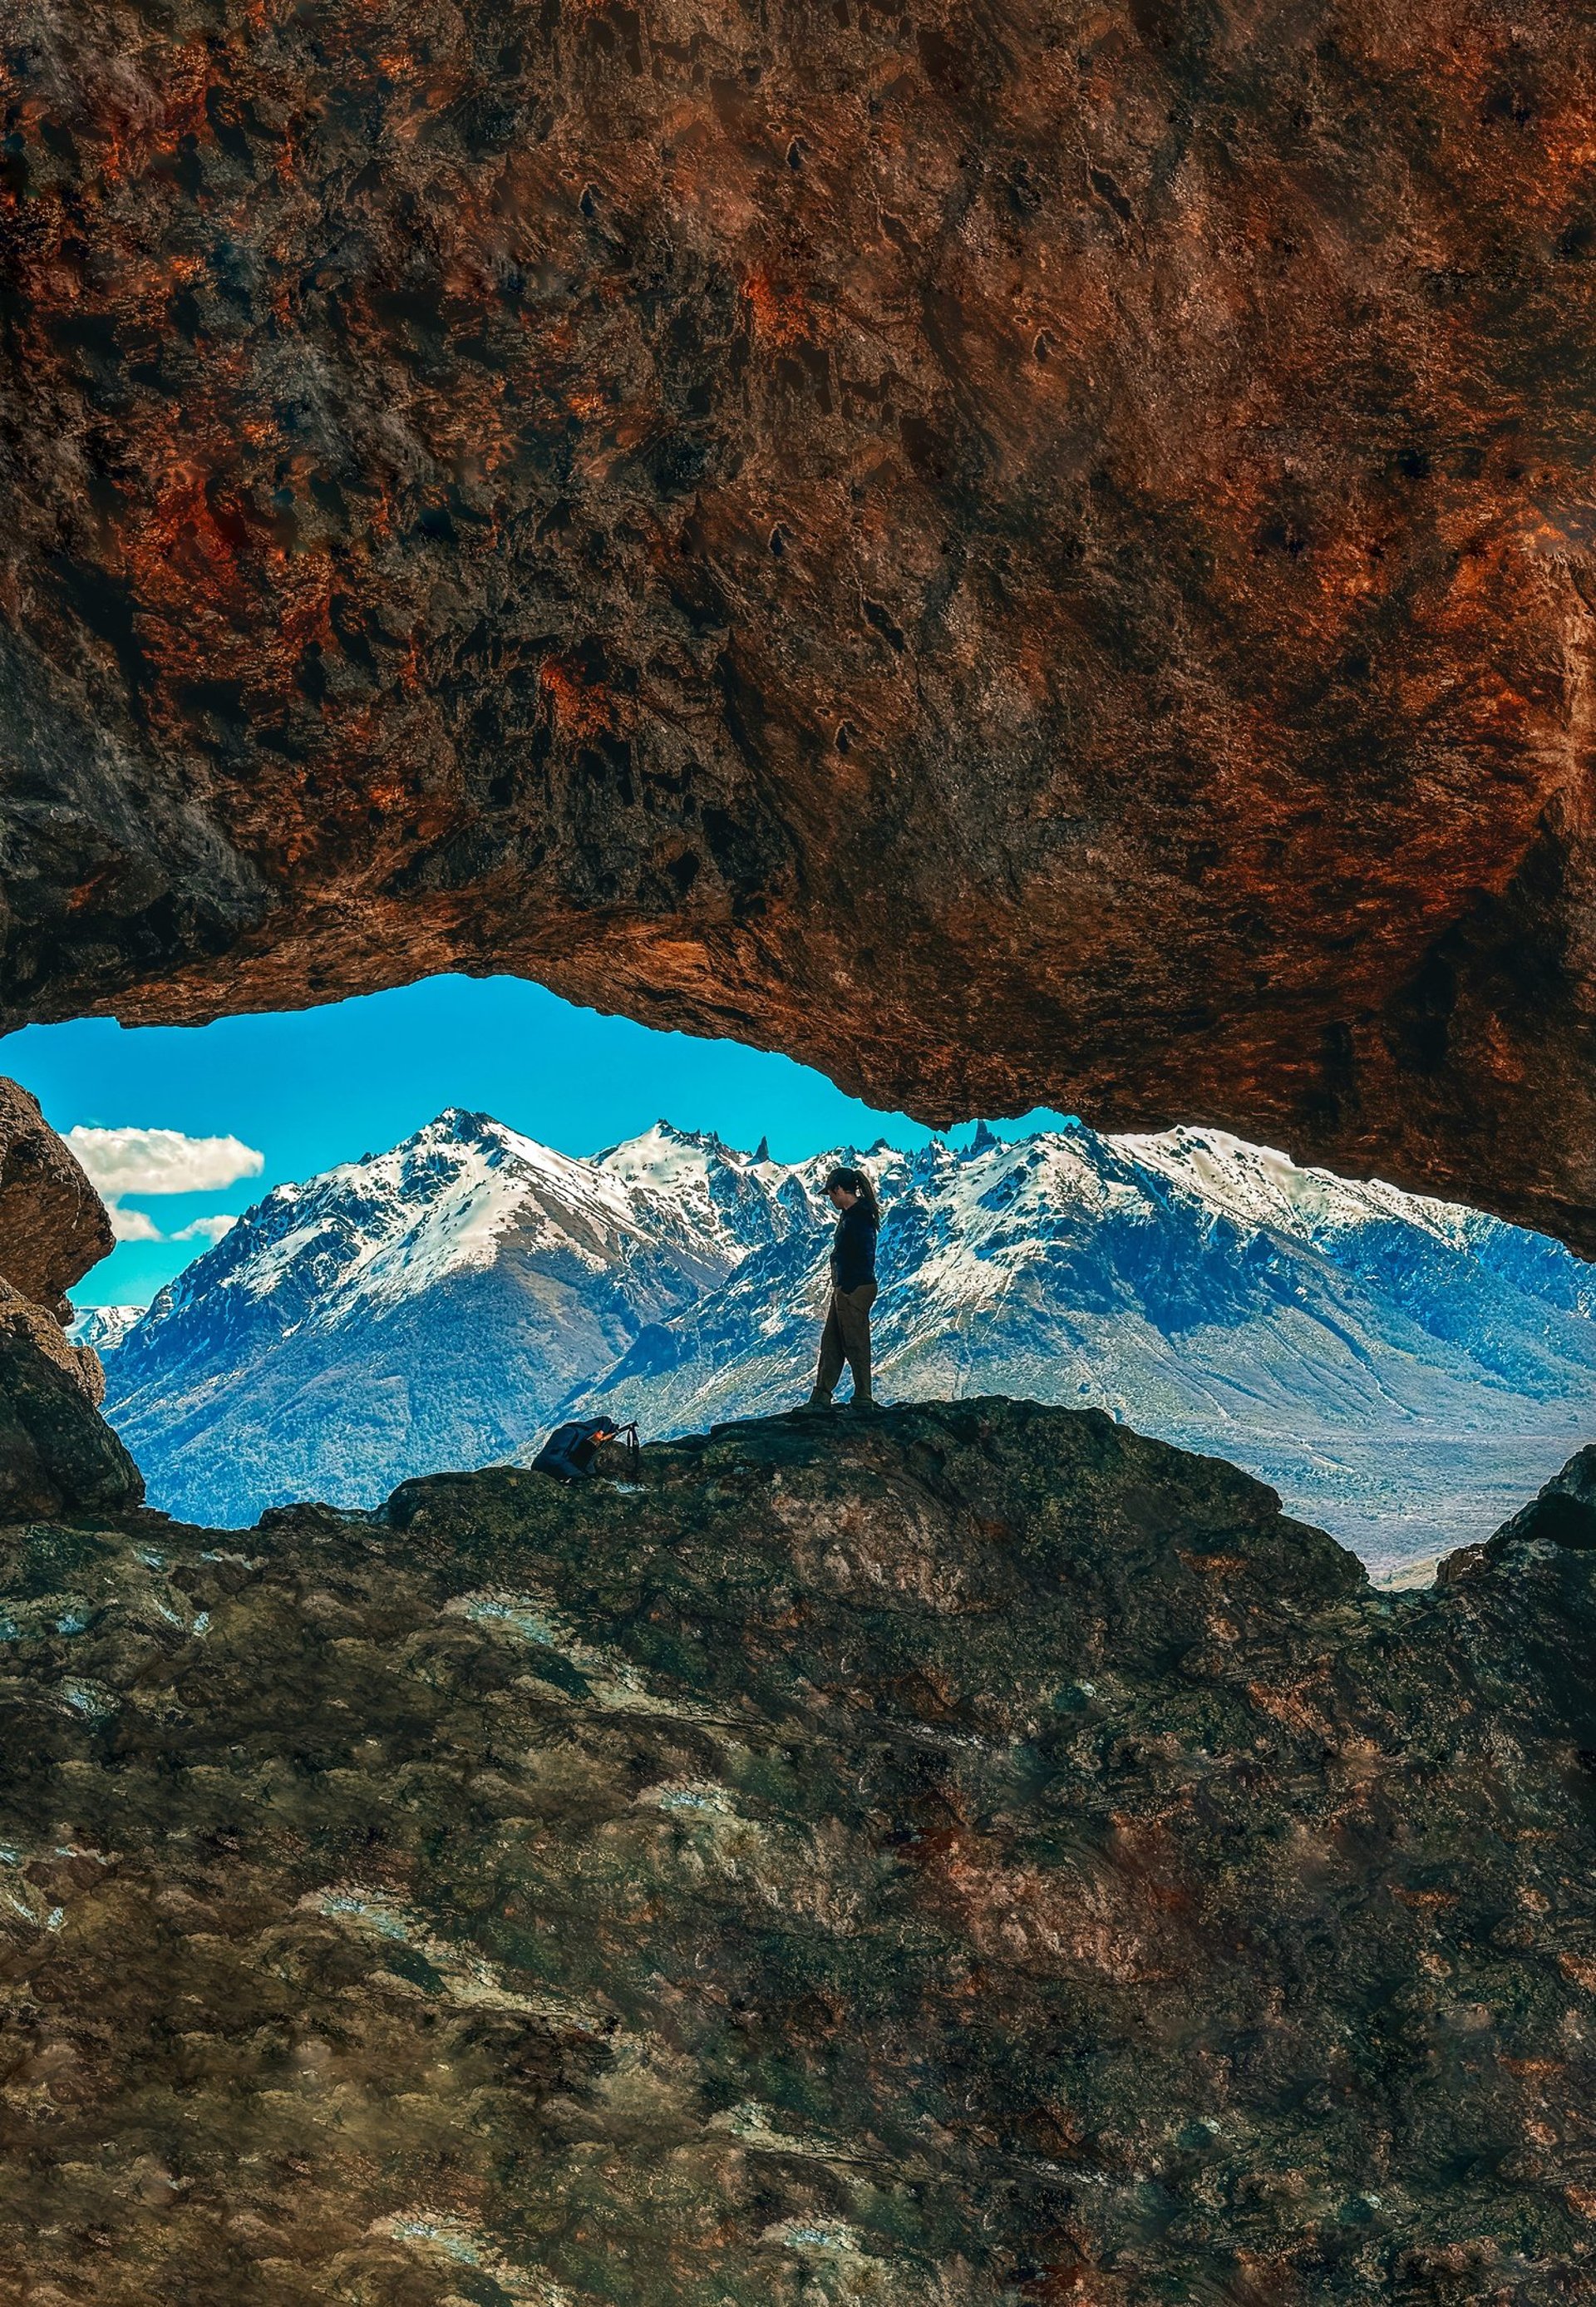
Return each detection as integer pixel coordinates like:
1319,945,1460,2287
67,1126,264,1200
105,1205,238,1247
170,1213,239,1245
109,1206,163,1243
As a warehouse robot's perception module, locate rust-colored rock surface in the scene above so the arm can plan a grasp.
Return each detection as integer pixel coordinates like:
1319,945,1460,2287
3,2,1596,1242
0,1077,112,1314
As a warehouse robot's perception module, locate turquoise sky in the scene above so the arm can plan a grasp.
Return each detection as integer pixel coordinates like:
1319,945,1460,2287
5,974,1072,1306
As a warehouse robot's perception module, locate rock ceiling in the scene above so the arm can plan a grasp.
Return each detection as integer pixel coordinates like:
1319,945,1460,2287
2,0,1594,1244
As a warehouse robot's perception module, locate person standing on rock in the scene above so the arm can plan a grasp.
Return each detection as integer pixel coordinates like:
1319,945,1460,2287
800,1166,880,1414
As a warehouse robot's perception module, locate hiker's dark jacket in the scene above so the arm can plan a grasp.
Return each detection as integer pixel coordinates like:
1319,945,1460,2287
830,1200,878,1293
531,1419,613,1481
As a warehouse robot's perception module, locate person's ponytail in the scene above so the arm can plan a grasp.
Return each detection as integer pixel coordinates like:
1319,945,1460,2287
825,1166,880,1225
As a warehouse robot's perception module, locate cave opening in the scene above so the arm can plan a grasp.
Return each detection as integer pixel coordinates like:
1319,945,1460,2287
6,973,1594,1580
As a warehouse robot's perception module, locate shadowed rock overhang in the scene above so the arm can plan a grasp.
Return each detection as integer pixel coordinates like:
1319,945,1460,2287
3,1,1596,1245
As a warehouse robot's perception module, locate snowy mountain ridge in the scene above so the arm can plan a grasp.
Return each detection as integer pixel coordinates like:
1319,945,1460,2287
77,1109,1596,1565
86,1112,801,1528
149,1109,761,1336
558,1120,1596,1565
68,1304,144,1358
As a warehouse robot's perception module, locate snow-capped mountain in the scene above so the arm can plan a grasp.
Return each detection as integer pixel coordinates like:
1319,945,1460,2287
67,1304,144,1358
559,1124,1596,1570
85,1109,1596,1567
593,1119,815,1258
95,1111,793,1527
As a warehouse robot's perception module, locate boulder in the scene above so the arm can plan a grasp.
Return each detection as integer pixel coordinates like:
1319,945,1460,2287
0,1279,142,1518
0,1078,112,1316
0,1079,139,1516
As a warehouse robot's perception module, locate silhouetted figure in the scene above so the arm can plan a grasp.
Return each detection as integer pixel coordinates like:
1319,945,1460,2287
800,1166,880,1412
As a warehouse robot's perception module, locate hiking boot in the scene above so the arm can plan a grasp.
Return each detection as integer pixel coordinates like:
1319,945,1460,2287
790,1394,835,1417
847,1396,879,1416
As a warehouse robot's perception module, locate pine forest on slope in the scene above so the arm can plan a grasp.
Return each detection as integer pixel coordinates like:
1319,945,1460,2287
76,1110,1596,1569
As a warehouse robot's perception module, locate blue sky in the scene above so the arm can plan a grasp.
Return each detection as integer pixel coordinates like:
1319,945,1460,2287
5,974,1072,1306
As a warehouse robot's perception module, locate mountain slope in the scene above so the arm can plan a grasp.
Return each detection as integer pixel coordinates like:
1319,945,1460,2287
90,1110,1596,1562
97,1111,788,1526
566,1126,1596,1569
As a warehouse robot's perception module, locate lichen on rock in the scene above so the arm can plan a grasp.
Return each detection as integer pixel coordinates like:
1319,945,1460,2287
0,1398,1593,2300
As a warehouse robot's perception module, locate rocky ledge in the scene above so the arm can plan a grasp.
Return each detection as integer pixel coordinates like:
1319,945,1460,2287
2,1394,1595,2303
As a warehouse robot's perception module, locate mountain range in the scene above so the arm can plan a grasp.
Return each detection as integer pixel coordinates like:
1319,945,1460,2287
79,1110,1596,1568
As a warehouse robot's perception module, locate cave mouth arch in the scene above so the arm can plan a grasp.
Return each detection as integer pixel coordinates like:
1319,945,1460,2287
3,0,1596,1249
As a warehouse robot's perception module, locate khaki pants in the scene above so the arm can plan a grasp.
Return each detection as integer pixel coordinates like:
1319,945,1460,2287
815,1281,877,1403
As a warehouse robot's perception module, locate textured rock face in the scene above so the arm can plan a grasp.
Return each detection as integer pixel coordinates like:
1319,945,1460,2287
0,1078,112,1316
4,3,1596,1243
2,1398,1596,2302
0,1278,143,1516
0,1080,137,1513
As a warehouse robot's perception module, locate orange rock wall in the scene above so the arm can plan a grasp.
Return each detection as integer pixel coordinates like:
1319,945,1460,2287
2,1,1595,1240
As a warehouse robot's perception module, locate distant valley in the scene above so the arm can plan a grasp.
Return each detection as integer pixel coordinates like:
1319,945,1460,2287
78,1111,1596,1570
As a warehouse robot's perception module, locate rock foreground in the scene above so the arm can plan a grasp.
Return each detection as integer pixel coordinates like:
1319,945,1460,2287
6,2,1596,1245
5,1398,1596,2303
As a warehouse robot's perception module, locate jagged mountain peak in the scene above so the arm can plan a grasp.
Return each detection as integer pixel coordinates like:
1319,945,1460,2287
595,1117,748,1176
146,1108,647,1337
86,1108,1596,1560
564,1121,1596,1570
134,1109,793,1348
364,1104,603,1186
92,1109,813,1526
593,1119,816,1257
67,1304,145,1358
